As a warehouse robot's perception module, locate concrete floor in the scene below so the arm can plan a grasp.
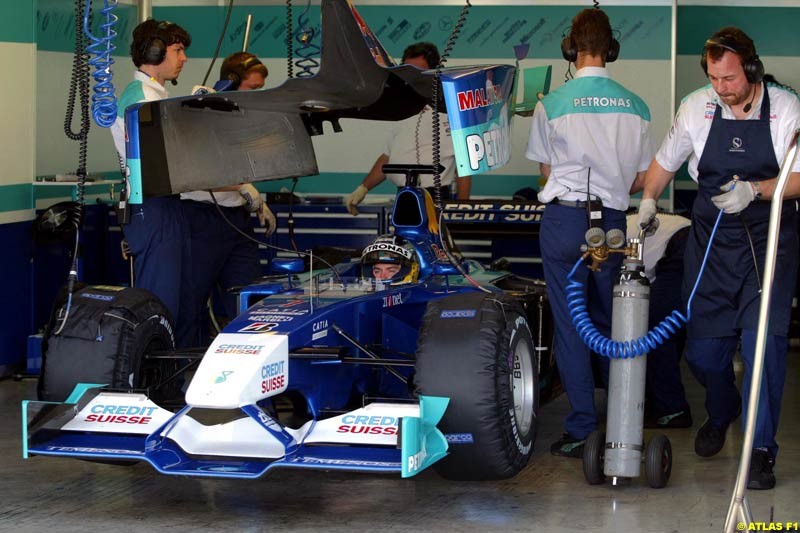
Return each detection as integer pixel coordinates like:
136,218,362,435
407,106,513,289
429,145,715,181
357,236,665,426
1,353,799,533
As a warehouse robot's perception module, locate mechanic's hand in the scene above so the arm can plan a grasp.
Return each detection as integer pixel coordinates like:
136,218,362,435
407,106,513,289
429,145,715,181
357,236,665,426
260,203,277,235
637,198,658,231
711,178,755,214
239,183,265,215
345,184,369,216
191,85,215,95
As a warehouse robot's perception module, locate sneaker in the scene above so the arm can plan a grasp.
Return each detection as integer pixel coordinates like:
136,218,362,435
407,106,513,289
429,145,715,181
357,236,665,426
747,449,776,490
550,433,586,458
644,409,693,429
694,419,728,457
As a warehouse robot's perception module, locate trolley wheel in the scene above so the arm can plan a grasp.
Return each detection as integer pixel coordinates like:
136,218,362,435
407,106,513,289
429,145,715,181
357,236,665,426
582,430,606,485
645,433,672,488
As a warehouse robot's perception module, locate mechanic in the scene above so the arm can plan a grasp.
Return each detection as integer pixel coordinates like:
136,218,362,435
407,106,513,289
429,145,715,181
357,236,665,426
637,27,800,490
179,51,276,345
524,7,654,458
625,212,693,430
360,234,419,284
111,19,196,348
345,42,471,215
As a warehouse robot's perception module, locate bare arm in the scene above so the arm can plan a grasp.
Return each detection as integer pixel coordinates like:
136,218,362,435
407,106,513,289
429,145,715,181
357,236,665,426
629,170,648,195
750,172,800,200
362,154,390,190
455,175,471,199
641,159,677,201
539,163,551,179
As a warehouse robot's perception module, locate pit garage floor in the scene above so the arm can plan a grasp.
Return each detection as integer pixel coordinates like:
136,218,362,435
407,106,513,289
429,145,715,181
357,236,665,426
2,351,799,533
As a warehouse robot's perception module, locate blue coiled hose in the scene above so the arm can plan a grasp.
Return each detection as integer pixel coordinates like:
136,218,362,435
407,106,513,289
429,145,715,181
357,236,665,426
83,0,118,128
567,209,724,359
293,2,320,78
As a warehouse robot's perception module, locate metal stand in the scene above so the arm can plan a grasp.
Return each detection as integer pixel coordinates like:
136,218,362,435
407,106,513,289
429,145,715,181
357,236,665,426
724,128,800,532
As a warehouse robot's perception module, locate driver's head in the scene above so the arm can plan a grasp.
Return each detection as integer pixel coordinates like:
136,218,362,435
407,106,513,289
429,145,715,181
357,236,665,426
361,234,419,284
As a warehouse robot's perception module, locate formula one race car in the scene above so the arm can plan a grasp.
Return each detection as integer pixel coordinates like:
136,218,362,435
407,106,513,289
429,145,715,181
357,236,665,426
24,181,554,481
23,0,554,481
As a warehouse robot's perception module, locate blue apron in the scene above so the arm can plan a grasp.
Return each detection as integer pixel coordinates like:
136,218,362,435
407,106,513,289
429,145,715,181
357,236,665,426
683,87,799,338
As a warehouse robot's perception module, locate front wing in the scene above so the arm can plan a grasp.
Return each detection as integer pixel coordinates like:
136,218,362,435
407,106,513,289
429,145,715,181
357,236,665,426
22,386,449,479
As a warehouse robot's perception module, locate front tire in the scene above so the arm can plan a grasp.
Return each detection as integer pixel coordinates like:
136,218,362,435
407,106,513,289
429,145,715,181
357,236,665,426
415,292,538,480
38,286,176,402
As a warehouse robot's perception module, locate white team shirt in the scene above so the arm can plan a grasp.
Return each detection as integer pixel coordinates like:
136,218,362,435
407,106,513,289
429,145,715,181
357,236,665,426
656,83,800,179
383,106,456,187
525,66,654,212
111,71,168,158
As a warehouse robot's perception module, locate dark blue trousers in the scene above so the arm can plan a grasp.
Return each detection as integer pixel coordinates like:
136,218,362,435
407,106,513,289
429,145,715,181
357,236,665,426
182,201,262,347
123,196,194,348
645,227,690,416
685,332,787,456
540,203,623,439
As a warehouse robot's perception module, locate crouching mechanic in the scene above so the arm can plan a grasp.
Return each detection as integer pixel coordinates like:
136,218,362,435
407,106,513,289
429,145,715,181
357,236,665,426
361,235,419,284
626,212,693,429
180,51,276,345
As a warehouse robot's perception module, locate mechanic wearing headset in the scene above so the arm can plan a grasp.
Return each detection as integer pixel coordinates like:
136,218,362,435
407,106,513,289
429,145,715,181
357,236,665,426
637,27,800,490
180,52,276,345
524,7,653,458
345,42,471,215
111,19,196,348
360,234,419,284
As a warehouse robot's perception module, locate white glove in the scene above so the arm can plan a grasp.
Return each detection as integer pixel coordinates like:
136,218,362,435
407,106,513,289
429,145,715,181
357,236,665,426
238,183,275,232
637,198,658,230
345,184,369,216
191,85,215,96
260,203,276,235
711,178,755,214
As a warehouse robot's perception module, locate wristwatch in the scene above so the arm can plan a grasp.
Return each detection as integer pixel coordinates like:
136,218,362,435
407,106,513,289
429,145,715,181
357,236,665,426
751,181,763,200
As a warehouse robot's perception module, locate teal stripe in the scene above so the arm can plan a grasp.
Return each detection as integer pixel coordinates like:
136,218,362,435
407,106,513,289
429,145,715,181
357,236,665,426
677,7,800,57
543,77,650,121
0,4,34,43
0,184,33,213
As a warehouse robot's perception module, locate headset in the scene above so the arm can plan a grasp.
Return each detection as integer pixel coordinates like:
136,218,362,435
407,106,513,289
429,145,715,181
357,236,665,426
140,22,174,66
225,55,264,87
701,34,764,84
561,29,620,64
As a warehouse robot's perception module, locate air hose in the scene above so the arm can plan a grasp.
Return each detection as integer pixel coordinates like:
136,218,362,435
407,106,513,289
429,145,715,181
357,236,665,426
83,0,118,128
566,209,724,359
293,1,320,78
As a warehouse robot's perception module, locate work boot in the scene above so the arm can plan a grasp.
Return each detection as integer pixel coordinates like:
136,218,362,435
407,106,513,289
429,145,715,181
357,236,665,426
550,432,585,458
644,409,693,429
694,419,728,457
747,449,776,490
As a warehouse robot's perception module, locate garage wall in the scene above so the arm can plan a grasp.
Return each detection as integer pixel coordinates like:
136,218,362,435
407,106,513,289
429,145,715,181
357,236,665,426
32,0,673,198
0,4,36,372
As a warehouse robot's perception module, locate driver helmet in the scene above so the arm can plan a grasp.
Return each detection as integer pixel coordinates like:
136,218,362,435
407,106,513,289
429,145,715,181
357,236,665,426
361,234,419,284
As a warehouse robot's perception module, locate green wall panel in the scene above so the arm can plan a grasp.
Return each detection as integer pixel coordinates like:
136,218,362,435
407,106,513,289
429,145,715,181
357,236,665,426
0,4,35,43
678,6,800,57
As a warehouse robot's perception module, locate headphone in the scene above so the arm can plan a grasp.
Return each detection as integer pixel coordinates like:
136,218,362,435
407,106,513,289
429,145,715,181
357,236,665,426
140,22,174,66
561,30,620,63
701,35,764,84
225,55,264,87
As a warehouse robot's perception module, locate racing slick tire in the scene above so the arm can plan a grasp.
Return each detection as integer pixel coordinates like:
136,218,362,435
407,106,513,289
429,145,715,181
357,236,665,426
38,285,176,402
415,292,538,480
